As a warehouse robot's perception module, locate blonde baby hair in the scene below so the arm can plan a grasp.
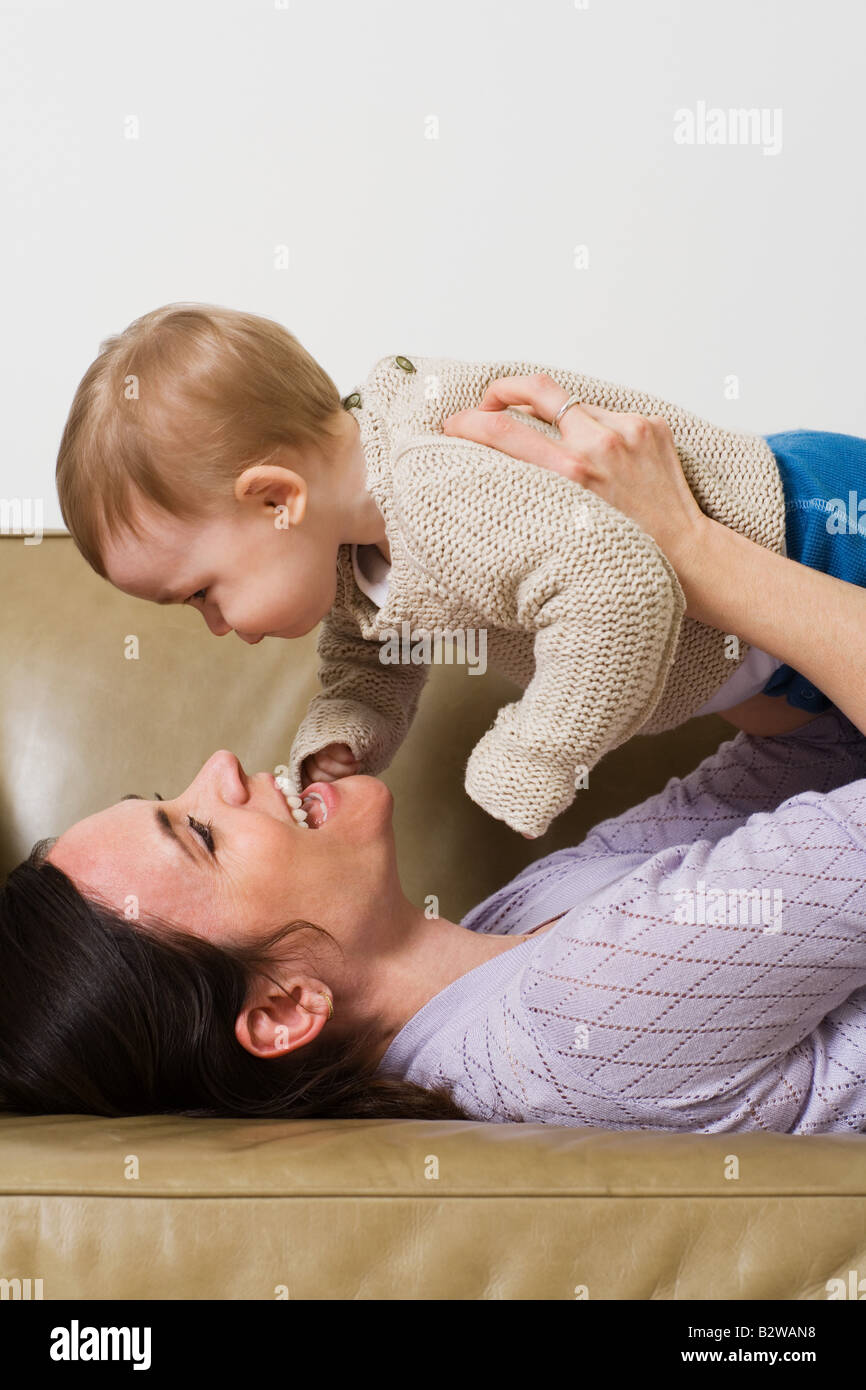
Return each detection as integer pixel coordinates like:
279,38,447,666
55,302,345,576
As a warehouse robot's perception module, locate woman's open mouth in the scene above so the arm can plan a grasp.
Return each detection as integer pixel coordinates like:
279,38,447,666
271,774,337,829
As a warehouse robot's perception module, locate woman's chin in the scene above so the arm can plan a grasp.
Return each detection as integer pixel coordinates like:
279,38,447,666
312,773,394,836
347,773,394,819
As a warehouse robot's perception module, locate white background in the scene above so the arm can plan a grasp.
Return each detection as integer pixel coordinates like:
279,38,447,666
3,0,864,529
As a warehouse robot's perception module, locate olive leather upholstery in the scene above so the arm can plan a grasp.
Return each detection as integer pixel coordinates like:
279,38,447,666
1,536,864,1300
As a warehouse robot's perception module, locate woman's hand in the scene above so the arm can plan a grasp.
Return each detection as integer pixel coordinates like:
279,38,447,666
302,742,360,786
444,373,866,738
442,373,708,576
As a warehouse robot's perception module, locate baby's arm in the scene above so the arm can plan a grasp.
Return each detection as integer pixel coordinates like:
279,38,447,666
287,609,429,793
393,438,686,837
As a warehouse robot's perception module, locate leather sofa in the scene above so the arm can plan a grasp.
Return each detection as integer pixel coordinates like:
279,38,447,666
1,534,864,1300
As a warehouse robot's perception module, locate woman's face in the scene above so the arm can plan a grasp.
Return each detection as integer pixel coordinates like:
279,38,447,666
46,752,397,945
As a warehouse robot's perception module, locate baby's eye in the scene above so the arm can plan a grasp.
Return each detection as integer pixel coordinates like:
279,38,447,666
187,589,208,604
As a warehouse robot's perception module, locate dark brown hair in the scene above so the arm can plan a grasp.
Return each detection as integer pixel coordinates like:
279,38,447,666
0,845,471,1121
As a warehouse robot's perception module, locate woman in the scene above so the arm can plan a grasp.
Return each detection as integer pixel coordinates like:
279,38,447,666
3,393,866,1130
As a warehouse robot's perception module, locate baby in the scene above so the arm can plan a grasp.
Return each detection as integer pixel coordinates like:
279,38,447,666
55,302,866,836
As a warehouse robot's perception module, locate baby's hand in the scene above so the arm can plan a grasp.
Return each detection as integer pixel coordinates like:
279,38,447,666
303,743,361,785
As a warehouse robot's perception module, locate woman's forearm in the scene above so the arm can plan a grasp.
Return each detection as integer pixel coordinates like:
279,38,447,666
676,517,866,733
441,381,866,733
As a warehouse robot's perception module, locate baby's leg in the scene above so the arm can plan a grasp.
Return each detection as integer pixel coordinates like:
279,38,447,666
715,693,822,736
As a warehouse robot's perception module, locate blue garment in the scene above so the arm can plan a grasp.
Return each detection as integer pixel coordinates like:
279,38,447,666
762,430,866,711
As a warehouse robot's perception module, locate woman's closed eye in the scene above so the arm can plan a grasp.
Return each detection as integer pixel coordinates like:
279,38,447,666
120,794,215,857
187,816,215,854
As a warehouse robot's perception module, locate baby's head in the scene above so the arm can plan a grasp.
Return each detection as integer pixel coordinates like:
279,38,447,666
56,303,367,641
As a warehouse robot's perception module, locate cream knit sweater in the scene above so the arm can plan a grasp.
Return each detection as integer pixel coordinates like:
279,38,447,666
287,354,787,837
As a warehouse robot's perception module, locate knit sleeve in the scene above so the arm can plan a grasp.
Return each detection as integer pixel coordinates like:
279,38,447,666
286,606,429,791
392,438,686,837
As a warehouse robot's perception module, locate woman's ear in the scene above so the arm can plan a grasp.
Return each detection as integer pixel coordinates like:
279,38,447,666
234,464,308,526
234,977,331,1059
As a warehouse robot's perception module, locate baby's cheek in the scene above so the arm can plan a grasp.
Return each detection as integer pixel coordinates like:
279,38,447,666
298,584,337,633
244,584,309,637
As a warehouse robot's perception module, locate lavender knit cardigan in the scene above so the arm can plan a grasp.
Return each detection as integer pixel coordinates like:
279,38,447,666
376,711,866,1133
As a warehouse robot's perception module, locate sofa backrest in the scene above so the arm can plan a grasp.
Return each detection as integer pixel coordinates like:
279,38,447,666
0,534,727,917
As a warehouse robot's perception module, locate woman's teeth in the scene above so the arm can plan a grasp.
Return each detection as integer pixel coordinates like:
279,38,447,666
274,775,328,829
300,791,327,828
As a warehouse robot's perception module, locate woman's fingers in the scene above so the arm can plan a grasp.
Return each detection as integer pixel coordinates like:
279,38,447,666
457,372,652,446
472,372,569,421
444,405,580,477
443,373,629,481
444,375,680,491
444,375,703,564
473,373,603,436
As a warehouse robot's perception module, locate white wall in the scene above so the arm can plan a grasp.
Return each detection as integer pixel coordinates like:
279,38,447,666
3,0,864,531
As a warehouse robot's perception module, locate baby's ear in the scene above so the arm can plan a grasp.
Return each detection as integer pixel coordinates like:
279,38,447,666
234,463,307,524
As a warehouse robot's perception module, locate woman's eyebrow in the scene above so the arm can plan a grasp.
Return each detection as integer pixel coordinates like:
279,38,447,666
120,793,196,862
154,807,196,862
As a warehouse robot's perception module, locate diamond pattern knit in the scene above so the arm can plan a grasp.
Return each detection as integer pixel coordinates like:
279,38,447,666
376,712,866,1132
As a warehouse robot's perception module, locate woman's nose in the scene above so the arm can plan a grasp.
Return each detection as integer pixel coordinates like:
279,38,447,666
187,750,249,806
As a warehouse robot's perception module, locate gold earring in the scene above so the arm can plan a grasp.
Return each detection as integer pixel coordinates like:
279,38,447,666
320,991,333,1020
